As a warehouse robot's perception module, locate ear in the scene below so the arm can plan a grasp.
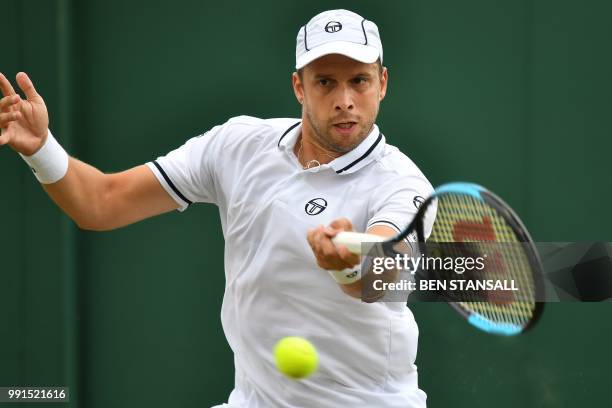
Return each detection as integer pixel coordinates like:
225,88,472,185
378,67,388,101
292,72,304,104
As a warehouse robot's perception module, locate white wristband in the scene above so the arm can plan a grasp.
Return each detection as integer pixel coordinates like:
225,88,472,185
19,130,69,184
328,268,361,284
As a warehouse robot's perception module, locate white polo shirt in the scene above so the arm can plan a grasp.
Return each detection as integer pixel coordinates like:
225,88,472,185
146,116,434,408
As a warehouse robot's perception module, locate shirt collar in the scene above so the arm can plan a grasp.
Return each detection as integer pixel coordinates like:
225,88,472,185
278,121,385,175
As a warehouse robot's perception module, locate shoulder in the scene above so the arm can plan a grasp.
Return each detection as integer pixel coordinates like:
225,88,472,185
218,116,299,138
206,116,298,150
369,142,434,195
184,116,298,153
374,142,431,181
219,116,300,151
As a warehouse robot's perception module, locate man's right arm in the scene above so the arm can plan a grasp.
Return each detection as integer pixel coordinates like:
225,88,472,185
1,71,179,231
42,159,178,231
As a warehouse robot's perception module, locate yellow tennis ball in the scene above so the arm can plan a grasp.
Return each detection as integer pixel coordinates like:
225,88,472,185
274,336,318,379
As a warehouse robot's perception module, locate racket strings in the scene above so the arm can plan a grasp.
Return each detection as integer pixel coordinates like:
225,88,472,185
427,194,537,328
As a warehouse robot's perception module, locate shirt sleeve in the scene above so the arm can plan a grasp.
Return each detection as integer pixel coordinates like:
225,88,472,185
146,124,225,212
367,174,437,242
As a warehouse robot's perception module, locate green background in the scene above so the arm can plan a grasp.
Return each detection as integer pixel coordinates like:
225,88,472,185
1,0,610,407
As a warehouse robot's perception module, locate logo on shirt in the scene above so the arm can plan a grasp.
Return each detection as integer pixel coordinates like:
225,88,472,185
413,196,425,209
325,21,342,33
305,198,327,215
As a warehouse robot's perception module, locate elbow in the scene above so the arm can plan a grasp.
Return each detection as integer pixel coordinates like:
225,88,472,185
74,208,116,231
74,216,108,231
75,176,115,231
72,197,113,232
74,218,92,231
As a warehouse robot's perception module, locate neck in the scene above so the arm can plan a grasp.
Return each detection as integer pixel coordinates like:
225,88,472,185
297,135,340,167
294,121,342,168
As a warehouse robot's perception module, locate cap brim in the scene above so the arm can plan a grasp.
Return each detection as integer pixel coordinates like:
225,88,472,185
295,41,380,69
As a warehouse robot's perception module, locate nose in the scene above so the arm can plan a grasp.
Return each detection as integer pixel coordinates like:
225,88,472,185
334,86,354,112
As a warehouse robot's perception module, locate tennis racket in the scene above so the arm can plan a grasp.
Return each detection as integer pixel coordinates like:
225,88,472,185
332,182,544,336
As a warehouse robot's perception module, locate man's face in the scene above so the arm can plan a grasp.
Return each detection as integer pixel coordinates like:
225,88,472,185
292,54,388,153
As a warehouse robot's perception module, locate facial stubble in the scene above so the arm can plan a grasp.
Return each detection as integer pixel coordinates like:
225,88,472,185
303,102,378,155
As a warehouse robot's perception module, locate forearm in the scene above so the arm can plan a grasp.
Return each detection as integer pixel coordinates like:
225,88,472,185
42,156,109,230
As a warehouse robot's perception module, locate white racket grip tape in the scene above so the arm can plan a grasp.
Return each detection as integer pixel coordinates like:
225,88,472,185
328,268,361,284
331,231,385,255
329,232,385,284
19,130,69,184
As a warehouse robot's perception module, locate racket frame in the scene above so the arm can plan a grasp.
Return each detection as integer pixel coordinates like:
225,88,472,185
334,182,545,336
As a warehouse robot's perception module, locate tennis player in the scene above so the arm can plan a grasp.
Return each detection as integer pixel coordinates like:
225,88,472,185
0,9,434,408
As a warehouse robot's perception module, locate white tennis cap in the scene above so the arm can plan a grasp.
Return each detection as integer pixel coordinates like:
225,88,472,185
295,9,383,70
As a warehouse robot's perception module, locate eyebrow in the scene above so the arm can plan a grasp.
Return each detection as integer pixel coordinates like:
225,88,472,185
313,72,374,79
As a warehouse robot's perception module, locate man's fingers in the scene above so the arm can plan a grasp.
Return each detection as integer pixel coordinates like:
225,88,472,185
0,73,17,97
0,94,20,112
0,111,21,126
318,233,339,259
308,224,359,270
322,226,338,238
329,217,353,232
323,218,353,240
312,226,327,255
0,128,12,145
337,245,360,267
309,226,334,262
317,226,353,268
16,72,39,101
307,227,321,254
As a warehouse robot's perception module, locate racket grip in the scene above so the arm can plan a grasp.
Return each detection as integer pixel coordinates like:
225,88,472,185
332,231,385,255
328,268,361,284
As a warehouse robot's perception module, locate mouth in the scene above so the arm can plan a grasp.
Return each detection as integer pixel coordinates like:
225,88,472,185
333,121,357,135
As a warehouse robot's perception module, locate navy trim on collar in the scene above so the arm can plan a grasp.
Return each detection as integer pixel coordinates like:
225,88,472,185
278,121,301,147
335,133,383,174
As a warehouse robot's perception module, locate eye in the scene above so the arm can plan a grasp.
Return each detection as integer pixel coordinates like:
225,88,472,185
318,78,330,86
352,76,368,85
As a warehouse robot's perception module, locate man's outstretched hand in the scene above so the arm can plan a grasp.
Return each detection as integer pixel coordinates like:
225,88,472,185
0,72,49,156
307,218,361,271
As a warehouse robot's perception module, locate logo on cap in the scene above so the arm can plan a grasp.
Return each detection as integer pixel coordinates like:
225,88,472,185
324,21,342,33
